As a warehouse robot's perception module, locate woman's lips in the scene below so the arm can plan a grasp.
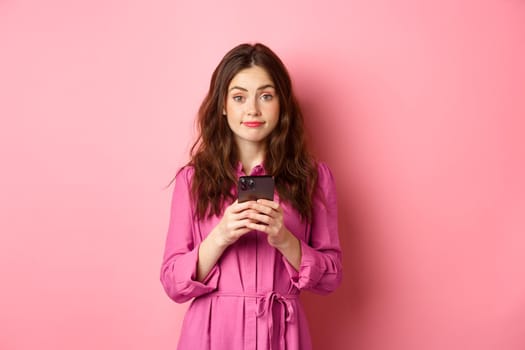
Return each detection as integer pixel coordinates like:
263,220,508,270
243,121,264,127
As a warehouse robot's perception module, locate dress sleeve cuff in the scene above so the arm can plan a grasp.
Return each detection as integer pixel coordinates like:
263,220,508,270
167,246,220,302
282,240,323,290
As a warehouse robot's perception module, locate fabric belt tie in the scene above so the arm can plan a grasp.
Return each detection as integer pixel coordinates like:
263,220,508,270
256,291,296,350
209,291,298,350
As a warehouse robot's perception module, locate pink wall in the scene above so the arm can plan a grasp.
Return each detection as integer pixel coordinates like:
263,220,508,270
1,1,524,349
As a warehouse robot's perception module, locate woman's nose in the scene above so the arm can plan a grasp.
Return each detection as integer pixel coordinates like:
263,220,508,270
246,98,261,116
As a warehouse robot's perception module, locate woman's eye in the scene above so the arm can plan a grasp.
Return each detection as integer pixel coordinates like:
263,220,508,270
232,95,245,102
260,94,273,101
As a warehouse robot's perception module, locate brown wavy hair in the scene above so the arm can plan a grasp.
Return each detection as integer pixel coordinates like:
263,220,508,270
187,43,318,221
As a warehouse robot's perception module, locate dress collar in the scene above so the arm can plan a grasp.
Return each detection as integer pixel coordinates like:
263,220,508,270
235,162,267,176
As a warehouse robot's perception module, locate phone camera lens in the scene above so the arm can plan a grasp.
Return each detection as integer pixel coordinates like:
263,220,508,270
240,177,256,191
240,177,249,191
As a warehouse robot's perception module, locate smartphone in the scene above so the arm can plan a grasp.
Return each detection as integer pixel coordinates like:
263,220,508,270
237,175,274,203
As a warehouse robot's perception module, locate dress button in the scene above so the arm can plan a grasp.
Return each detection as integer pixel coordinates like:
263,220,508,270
252,165,263,175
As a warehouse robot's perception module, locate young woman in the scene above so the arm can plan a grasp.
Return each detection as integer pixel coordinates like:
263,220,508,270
160,43,342,350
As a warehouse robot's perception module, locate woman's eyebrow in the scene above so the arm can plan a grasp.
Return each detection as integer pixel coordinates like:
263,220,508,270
229,84,275,92
257,84,275,91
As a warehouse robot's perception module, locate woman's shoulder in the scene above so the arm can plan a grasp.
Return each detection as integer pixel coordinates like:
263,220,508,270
177,164,195,175
314,161,337,193
315,161,334,180
174,164,195,184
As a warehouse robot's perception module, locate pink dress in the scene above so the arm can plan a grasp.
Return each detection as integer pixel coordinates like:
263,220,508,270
160,162,342,350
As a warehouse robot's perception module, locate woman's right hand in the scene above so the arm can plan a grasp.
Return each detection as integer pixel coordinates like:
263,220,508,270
196,200,255,281
210,200,256,248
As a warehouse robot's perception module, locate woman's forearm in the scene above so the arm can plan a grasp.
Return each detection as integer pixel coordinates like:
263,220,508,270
275,230,302,271
196,229,228,282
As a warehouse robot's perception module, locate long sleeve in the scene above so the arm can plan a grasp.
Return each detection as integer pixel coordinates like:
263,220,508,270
160,167,220,303
283,162,343,294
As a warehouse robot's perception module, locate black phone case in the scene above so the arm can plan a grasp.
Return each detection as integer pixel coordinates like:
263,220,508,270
237,175,274,203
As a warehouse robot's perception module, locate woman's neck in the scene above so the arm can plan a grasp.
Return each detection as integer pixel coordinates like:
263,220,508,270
237,142,266,175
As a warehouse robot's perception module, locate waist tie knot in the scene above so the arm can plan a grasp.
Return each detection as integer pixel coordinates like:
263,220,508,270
256,291,296,350
208,290,298,350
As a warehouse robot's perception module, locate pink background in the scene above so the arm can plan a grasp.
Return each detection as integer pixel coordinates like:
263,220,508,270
1,1,524,349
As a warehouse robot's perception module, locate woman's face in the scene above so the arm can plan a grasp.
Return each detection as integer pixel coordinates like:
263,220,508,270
224,65,280,150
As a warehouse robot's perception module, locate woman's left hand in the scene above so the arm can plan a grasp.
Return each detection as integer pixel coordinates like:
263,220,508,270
245,199,302,270
244,199,292,249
